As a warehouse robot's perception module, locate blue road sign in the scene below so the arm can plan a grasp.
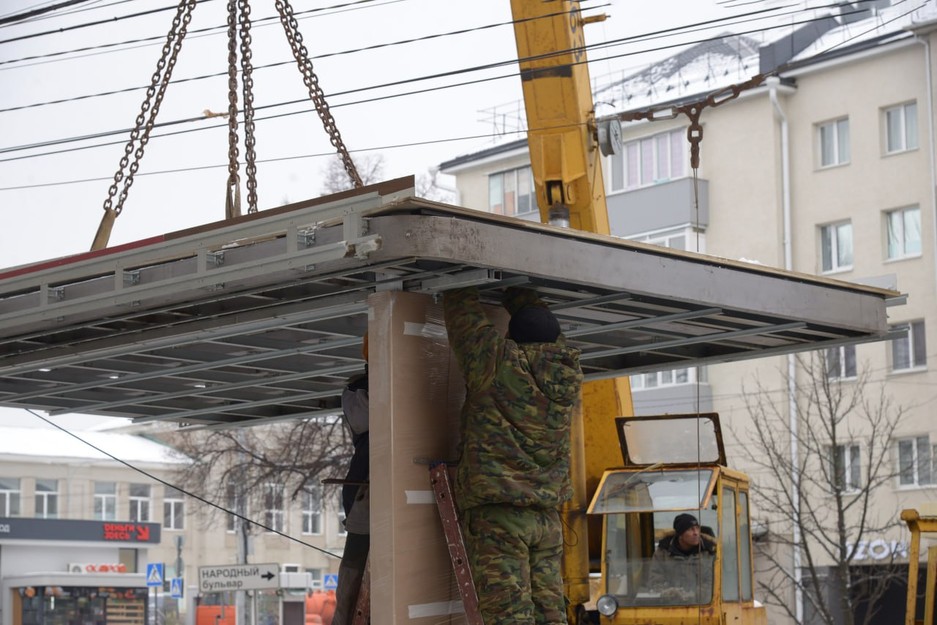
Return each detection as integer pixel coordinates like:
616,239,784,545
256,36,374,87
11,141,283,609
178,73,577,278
170,577,184,599
323,574,338,590
146,563,164,587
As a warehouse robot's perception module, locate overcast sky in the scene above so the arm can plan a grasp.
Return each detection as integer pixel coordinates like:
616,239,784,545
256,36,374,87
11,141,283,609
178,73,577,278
0,0,864,429
0,0,818,270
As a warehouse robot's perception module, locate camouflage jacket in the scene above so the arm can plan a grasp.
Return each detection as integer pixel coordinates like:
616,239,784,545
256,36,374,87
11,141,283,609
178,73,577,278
442,286,583,511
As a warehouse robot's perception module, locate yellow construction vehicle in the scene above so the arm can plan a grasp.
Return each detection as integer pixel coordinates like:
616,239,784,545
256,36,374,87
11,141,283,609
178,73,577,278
507,3,765,623
902,506,937,625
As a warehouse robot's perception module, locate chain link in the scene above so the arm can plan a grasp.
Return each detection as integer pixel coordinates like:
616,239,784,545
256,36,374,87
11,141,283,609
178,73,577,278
239,0,258,213
101,0,197,219
225,0,241,219
275,0,362,188
619,72,769,170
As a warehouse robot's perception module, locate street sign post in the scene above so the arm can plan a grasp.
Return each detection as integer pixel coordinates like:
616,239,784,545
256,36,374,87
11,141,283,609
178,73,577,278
198,563,280,592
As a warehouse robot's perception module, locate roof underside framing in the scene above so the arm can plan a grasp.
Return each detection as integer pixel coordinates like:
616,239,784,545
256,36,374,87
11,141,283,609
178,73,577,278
0,179,901,429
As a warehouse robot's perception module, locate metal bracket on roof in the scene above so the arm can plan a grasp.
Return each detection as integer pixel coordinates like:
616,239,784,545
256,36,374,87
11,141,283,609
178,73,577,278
123,270,141,287
297,227,317,249
419,269,503,293
207,251,225,267
48,286,65,302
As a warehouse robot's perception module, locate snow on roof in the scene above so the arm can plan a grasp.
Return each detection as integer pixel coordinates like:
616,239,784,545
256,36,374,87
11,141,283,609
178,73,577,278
0,425,184,465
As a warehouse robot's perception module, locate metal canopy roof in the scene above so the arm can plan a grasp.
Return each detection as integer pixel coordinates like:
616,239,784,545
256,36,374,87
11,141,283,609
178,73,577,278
0,178,900,429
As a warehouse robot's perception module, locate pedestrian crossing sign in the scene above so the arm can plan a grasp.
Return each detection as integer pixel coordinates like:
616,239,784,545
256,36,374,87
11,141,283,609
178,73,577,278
170,577,184,598
146,563,164,587
323,574,338,590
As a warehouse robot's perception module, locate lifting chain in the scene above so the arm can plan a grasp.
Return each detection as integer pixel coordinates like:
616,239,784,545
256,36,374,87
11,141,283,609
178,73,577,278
225,0,258,218
225,0,242,219
620,72,769,170
92,0,198,251
275,0,362,188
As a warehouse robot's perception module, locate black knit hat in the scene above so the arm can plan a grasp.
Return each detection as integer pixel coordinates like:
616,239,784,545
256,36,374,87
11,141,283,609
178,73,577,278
509,305,561,344
673,513,699,536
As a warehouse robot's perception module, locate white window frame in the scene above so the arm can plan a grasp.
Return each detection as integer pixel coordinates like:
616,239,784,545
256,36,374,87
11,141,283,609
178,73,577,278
488,166,536,217
607,128,687,192
829,443,861,493
826,344,857,380
897,436,937,487
226,484,245,533
164,486,185,530
818,118,850,167
94,481,117,521
884,102,918,154
0,478,21,516
820,221,853,274
885,206,922,260
129,483,151,522
35,478,58,519
263,483,285,533
630,366,706,391
301,483,323,535
891,320,927,372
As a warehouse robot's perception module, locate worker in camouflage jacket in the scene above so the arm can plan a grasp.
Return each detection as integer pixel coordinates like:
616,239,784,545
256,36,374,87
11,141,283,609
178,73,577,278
443,286,583,625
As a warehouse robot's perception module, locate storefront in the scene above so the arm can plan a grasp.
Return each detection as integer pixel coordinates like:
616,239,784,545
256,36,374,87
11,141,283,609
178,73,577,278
0,517,161,625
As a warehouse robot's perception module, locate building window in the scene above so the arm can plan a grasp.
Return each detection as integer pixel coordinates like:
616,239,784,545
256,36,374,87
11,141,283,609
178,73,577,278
302,483,323,535
898,436,937,487
264,483,285,533
630,366,706,390
826,345,856,380
226,484,245,532
609,128,686,192
94,481,117,520
129,484,151,522
885,102,918,154
820,221,853,273
829,444,861,492
819,118,850,167
488,166,535,217
164,486,185,530
885,206,921,260
35,478,58,518
0,478,21,516
891,320,927,371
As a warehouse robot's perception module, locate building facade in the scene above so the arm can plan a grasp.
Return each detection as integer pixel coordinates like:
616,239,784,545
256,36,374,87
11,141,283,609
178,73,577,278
0,424,346,625
440,3,937,623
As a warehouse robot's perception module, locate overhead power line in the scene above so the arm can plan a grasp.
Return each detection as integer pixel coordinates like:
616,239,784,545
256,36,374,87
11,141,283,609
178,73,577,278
0,0,98,27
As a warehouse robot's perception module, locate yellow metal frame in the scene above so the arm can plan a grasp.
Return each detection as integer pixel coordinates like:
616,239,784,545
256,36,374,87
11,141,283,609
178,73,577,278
902,508,937,625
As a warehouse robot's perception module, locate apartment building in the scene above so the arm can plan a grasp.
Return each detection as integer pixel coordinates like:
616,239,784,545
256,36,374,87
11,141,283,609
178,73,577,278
0,423,346,625
439,2,937,623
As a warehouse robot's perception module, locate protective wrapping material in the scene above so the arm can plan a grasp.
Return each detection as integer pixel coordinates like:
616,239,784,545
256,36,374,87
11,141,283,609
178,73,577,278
367,290,508,625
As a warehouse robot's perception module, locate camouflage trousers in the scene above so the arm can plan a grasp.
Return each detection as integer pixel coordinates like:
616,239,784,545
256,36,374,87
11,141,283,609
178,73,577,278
461,504,565,625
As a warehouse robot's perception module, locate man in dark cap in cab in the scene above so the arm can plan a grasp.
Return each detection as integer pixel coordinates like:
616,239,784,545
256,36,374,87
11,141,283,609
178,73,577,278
648,512,717,604
443,285,583,625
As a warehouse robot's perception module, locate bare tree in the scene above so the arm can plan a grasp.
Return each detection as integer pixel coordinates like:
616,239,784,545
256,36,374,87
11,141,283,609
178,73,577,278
735,351,905,625
416,168,456,204
164,417,351,533
320,154,385,194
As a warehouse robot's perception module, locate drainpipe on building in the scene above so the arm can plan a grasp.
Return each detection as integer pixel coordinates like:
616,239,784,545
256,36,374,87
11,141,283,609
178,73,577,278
913,34,937,311
769,75,804,625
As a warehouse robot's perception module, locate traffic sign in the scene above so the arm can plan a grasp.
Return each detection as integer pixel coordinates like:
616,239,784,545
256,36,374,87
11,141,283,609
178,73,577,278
198,563,279,592
146,563,164,587
170,578,184,599
323,574,338,590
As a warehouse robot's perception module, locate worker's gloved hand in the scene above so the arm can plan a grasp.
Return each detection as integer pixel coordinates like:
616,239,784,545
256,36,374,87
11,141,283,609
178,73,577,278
501,286,543,315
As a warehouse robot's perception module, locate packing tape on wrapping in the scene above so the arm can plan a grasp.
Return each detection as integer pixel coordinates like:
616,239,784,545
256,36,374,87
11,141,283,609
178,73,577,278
404,490,435,504
408,599,465,618
403,321,448,341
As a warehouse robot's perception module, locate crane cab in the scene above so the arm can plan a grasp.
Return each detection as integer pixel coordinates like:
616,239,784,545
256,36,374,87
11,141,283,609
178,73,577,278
586,414,766,625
